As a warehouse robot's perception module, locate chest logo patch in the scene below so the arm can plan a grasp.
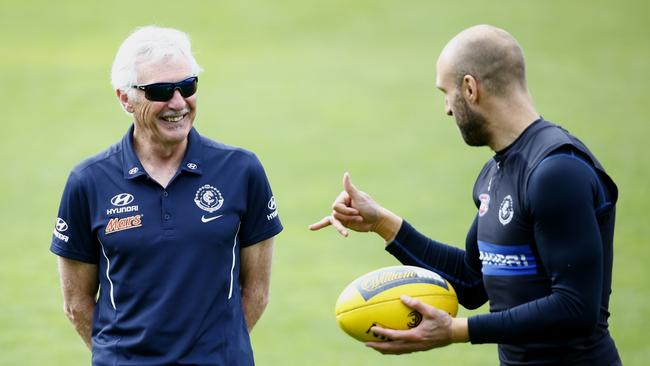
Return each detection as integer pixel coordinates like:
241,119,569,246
478,194,490,217
498,195,514,225
105,214,143,234
110,193,134,206
107,193,139,215
194,184,224,213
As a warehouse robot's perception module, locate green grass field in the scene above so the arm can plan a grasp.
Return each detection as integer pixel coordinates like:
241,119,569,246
1,0,649,364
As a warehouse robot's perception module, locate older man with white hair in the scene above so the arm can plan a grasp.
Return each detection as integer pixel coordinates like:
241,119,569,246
51,25,282,366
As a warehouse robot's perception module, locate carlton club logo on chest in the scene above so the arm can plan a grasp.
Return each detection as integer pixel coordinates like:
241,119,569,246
478,193,515,227
194,184,225,223
498,195,514,225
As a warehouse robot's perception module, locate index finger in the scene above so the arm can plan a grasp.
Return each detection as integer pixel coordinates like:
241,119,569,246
308,216,332,231
370,325,418,342
308,216,349,237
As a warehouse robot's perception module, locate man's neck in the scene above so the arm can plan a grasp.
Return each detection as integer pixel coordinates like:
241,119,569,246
132,131,187,188
486,92,539,152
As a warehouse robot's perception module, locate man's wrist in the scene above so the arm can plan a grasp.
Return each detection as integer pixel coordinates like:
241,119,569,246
372,208,403,243
450,317,469,343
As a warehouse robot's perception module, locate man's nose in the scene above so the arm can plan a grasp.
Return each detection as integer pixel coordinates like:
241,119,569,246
167,89,187,109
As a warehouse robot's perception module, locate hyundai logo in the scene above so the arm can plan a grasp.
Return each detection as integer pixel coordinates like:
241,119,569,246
267,196,277,210
56,218,68,232
111,193,135,207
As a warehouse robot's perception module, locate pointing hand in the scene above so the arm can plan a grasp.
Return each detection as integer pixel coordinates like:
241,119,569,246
309,172,402,241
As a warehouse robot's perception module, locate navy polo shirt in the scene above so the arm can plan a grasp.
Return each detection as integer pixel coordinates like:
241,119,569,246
51,125,283,366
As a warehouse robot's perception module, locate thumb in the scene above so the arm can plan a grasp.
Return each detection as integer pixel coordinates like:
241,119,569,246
343,172,361,199
400,295,440,318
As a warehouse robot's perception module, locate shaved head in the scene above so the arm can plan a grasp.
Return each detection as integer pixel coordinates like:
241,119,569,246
440,25,527,96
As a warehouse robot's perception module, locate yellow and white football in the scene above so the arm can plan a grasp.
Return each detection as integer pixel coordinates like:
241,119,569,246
335,265,458,342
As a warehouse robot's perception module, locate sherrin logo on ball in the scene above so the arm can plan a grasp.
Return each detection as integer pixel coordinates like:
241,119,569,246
335,265,458,342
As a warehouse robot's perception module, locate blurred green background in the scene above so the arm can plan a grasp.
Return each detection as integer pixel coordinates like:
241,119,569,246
1,0,649,364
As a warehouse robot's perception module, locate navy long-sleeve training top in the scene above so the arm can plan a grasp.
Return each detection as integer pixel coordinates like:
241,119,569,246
386,119,621,365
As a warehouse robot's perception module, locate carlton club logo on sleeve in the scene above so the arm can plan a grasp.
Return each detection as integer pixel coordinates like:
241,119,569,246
498,195,514,225
195,184,225,223
52,217,70,242
106,193,139,215
266,196,278,221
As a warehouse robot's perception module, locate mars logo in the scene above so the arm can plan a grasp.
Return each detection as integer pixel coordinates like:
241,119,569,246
194,185,224,213
499,195,514,225
105,214,143,234
478,194,490,217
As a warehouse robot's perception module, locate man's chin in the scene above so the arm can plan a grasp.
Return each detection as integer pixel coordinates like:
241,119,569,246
157,125,192,145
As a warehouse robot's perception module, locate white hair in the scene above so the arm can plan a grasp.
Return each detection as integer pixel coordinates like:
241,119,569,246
110,25,203,96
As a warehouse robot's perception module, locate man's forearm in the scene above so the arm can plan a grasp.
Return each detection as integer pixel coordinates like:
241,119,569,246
58,257,98,350
64,298,95,349
241,286,268,332
239,238,274,333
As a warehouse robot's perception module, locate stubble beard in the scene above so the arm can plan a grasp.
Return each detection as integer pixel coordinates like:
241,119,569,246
453,93,490,147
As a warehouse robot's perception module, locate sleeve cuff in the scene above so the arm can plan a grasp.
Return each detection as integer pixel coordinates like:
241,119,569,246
386,219,414,252
50,242,99,264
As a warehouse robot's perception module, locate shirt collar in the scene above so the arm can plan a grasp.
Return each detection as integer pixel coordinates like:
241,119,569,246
179,127,203,175
121,124,204,180
493,117,544,164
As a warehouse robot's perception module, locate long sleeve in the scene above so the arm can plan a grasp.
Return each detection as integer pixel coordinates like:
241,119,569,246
386,217,488,309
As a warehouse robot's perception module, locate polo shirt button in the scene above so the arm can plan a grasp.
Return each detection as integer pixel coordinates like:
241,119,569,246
163,191,169,197
164,214,171,220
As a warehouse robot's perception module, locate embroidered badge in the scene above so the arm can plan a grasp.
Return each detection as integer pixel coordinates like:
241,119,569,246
478,194,490,217
194,185,224,213
498,195,514,225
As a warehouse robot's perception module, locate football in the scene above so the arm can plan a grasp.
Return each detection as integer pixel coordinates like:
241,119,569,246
334,265,458,342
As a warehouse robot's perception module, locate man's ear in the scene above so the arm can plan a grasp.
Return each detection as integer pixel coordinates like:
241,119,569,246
116,89,135,113
461,75,480,105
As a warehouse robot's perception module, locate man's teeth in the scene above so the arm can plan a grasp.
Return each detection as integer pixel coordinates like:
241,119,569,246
162,115,184,122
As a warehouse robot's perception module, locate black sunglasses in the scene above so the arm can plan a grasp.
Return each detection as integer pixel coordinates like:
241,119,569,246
133,76,198,102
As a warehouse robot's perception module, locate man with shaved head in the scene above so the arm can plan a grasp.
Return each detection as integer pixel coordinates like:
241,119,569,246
311,25,621,365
